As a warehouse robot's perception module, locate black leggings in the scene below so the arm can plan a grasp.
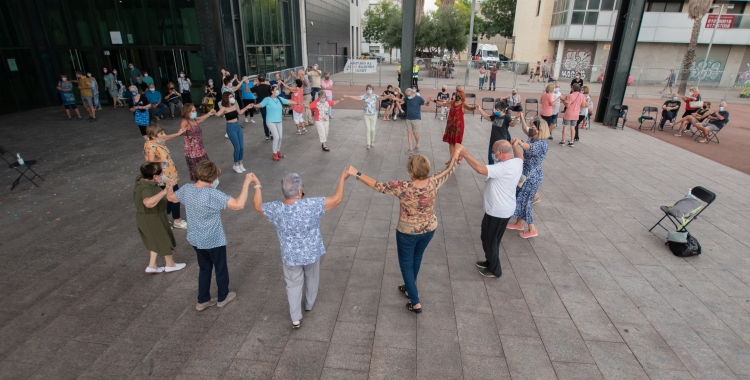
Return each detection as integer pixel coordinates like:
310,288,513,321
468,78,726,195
159,184,181,220
575,114,586,140
239,98,255,117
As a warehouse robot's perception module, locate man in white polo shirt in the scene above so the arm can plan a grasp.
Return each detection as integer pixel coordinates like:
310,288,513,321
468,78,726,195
460,139,524,278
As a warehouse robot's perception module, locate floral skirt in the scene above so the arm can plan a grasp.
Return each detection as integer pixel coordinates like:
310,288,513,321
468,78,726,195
185,154,209,182
442,123,464,144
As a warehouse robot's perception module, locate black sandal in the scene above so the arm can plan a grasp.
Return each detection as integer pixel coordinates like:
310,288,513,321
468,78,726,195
406,302,422,314
398,285,409,298
322,144,330,152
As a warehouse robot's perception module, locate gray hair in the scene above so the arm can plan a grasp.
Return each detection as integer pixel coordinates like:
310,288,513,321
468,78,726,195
492,140,512,154
281,173,303,199
129,85,137,92
405,88,413,95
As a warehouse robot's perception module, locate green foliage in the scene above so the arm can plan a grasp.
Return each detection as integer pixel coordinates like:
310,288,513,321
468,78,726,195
432,7,468,53
363,1,401,48
480,0,516,38
454,0,487,39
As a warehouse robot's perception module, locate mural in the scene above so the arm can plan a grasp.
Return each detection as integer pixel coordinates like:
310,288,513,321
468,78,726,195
688,59,723,82
561,49,592,79
736,63,750,86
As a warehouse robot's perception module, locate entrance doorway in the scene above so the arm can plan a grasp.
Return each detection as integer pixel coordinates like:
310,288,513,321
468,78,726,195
154,49,204,104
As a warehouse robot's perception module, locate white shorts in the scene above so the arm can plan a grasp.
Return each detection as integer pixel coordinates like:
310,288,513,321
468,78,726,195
293,110,304,124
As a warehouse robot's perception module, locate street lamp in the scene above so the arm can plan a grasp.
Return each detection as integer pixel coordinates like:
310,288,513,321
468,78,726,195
697,4,734,87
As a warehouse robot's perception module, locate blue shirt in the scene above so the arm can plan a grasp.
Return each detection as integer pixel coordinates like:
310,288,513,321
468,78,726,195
405,96,425,120
240,82,255,100
262,197,326,267
174,185,231,249
260,96,290,122
144,90,162,104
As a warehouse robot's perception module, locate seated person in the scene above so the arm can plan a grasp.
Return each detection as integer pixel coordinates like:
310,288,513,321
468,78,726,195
658,96,681,131
380,85,396,121
502,89,523,115
687,102,728,143
674,102,710,136
392,87,405,117
144,84,167,119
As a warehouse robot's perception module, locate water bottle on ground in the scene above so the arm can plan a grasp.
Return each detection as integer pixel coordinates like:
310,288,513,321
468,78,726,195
16,153,24,166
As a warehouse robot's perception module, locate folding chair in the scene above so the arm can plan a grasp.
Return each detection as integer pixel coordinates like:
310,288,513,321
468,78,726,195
464,93,477,115
693,123,725,144
649,186,716,234
639,106,658,132
480,97,495,121
524,99,539,117
612,105,628,130
0,146,45,190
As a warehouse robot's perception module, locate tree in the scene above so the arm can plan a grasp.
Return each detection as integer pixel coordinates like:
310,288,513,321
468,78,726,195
434,6,468,53
455,0,487,40
480,0,516,39
363,0,401,49
678,0,712,95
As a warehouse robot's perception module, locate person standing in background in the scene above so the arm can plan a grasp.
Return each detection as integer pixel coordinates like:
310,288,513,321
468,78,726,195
252,74,273,140
103,67,123,109
307,64,322,100
478,65,486,90
240,77,256,123
128,62,142,86
489,64,499,91
72,71,97,122
403,88,430,155
320,73,334,118
660,68,677,95
178,71,192,104
412,60,419,88
88,71,102,110
57,74,83,120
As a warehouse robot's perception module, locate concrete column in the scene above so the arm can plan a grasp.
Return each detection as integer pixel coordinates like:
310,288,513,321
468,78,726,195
300,0,309,67
400,0,416,95
554,40,565,79
720,45,746,87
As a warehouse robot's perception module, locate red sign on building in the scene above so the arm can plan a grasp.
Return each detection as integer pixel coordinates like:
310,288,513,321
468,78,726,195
705,14,735,29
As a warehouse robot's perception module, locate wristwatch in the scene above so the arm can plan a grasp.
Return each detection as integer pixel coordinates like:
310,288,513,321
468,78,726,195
356,172,362,180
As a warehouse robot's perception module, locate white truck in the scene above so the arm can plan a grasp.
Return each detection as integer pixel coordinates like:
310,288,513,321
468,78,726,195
475,44,501,63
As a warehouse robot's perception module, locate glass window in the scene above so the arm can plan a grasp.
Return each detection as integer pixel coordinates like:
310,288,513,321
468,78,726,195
588,0,600,10
145,0,175,45
69,0,96,46
727,2,746,14
664,2,682,12
600,0,616,10
574,0,588,10
0,0,27,47
39,0,70,46
117,0,149,45
585,11,598,24
175,0,200,45
91,0,119,46
572,11,586,24
242,0,256,45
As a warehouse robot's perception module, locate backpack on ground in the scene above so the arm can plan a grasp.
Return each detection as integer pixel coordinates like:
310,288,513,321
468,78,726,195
666,231,701,257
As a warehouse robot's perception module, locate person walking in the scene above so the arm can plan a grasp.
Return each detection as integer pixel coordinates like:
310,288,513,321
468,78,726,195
239,77,255,123
434,86,477,164
171,160,252,311
309,92,342,152
489,64,499,91
56,74,83,120
320,73,334,118
404,88,430,155
134,162,187,274
252,74,273,140
177,70,192,104
254,85,301,161
307,64,322,100
345,146,463,313
280,78,307,134
660,68,677,95
508,117,550,238
478,65,486,90
180,104,215,182
144,124,187,229
560,83,587,147
459,139,524,277
252,169,349,328
574,85,592,141
88,71,102,110
129,85,152,141
164,82,184,120
103,67,122,109
214,93,255,172
73,71,97,122
342,85,391,150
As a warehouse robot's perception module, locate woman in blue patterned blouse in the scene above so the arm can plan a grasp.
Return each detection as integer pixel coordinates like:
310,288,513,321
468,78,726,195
252,168,350,329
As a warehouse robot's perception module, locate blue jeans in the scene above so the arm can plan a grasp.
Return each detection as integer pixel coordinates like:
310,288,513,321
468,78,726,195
488,145,495,164
479,77,485,89
194,245,229,303
396,230,435,306
149,103,167,117
226,121,244,162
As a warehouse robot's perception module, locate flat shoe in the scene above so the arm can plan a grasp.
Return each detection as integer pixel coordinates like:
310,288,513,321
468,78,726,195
398,285,409,298
196,298,217,311
217,292,236,307
164,263,186,272
507,223,524,230
145,266,165,274
406,302,422,314
520,230,539,238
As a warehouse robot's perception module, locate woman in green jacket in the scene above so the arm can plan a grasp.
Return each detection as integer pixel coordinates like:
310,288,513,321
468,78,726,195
134,162,186,274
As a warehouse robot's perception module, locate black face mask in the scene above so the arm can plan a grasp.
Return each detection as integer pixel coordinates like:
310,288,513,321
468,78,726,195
528,129,538,137
456,96,462,101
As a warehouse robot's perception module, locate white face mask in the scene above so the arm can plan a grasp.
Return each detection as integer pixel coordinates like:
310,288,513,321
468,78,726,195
180,73,185,77
719,106,725,111
554,88,560,93
144,74,148,77
61,77,67,81
112,71,117,74
86,73,91,77
129,65,133,69
229,98,236,104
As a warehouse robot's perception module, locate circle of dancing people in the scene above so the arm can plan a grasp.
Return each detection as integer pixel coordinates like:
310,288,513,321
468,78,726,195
130,66,553,328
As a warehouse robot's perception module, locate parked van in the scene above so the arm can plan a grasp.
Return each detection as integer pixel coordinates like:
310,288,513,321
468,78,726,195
476,44,500,63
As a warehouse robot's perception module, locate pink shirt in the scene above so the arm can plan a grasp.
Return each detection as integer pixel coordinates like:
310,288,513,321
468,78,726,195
321,79,333,97
540,93,554,117
563,92,585,120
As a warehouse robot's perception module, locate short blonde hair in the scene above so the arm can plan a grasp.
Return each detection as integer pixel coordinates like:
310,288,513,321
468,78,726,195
194,160,221,183
532,118,550,140
582,86,589,94
689,86,699,93
545,84,555,93
407,154,431,180
146,124,165,139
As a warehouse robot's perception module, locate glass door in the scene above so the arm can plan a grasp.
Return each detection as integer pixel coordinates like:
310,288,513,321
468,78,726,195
155,48,203,103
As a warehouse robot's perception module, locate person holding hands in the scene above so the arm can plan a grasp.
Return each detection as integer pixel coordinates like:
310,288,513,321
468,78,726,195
213,93,256,172
254,85,302,161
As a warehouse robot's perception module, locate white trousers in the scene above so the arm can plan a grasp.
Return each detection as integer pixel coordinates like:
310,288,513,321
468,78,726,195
267,122,283,153
282,259,320,322
363,114,377,145
315,120,329,143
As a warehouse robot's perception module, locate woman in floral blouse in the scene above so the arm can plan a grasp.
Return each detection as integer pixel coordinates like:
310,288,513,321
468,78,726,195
346,144,463,314
144,124,187,229
342,85,394,150
179,104,215,182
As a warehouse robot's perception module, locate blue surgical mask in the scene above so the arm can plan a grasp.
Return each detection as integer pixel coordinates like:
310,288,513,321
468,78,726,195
494,111,501,116
408,95,414,100
131,91,137,96
554,88,560,93
719,106,725,111
190,111,197,119
673,97,678,101
274,90,280,96
366,89,373,95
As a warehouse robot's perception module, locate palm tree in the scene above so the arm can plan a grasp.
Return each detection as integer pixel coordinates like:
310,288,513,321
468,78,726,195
416,0,424,24
677,0,712,95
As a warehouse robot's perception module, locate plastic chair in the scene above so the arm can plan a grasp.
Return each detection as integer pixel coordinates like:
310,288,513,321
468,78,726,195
639,106,659,132
480,97,495,121
612,105,628,130
524,99,539,117
649,186,715,234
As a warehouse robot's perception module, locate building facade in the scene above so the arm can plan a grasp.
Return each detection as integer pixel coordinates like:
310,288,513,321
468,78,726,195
514,0,750,86
0,0,352,115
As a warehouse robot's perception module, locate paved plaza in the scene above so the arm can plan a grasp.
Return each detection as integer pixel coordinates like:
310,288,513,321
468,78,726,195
1,104,750,380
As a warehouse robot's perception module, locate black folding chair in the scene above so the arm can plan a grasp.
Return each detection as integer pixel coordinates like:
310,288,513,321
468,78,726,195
612,105,628,130
464,93,477,115
649,186,716,234
0,146,45,190
480,97,495,121
639,106,659,132
524,98,539,117
693,123,725,144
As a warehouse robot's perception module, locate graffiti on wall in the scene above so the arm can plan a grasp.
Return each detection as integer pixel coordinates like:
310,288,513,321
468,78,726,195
561,49,592,79
689,59,723,82
736,63,750,86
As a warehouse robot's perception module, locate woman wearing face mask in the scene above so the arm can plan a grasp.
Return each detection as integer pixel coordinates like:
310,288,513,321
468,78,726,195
341,85,391,150
436,86,451,120
435,86,477,164
392,87,405,118
165,82,184,120
56,74,83,120
129,85,152,141
540,84,557,131
180,104,216,182
674,101,710,136
681,86,701,132
103,67,122,109
214,93,256,172
320,73,334,118
507,117,550,238
85,72,102,111
254,85,301,161
309,91,344,152
574,86,591,142
279,79,307,134
144,124,187,230
177,71,192,104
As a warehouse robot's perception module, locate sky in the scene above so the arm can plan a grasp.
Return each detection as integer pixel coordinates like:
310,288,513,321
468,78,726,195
425,1,438,12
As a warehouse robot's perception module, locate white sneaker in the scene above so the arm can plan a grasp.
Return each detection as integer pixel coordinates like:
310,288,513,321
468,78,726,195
394,115,398,120
164,263,186,273
240,164,246,172
225,133,229,138
233,165,243,173
245,118,249,123
145,266,165,274
250,119,255,123
173,220,187,229
211,179,219,188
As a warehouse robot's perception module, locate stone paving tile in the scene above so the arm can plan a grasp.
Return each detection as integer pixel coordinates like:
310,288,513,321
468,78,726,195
2,108,750,378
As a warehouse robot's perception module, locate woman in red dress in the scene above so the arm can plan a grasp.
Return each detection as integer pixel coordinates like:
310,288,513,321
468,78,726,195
434,87,477,164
